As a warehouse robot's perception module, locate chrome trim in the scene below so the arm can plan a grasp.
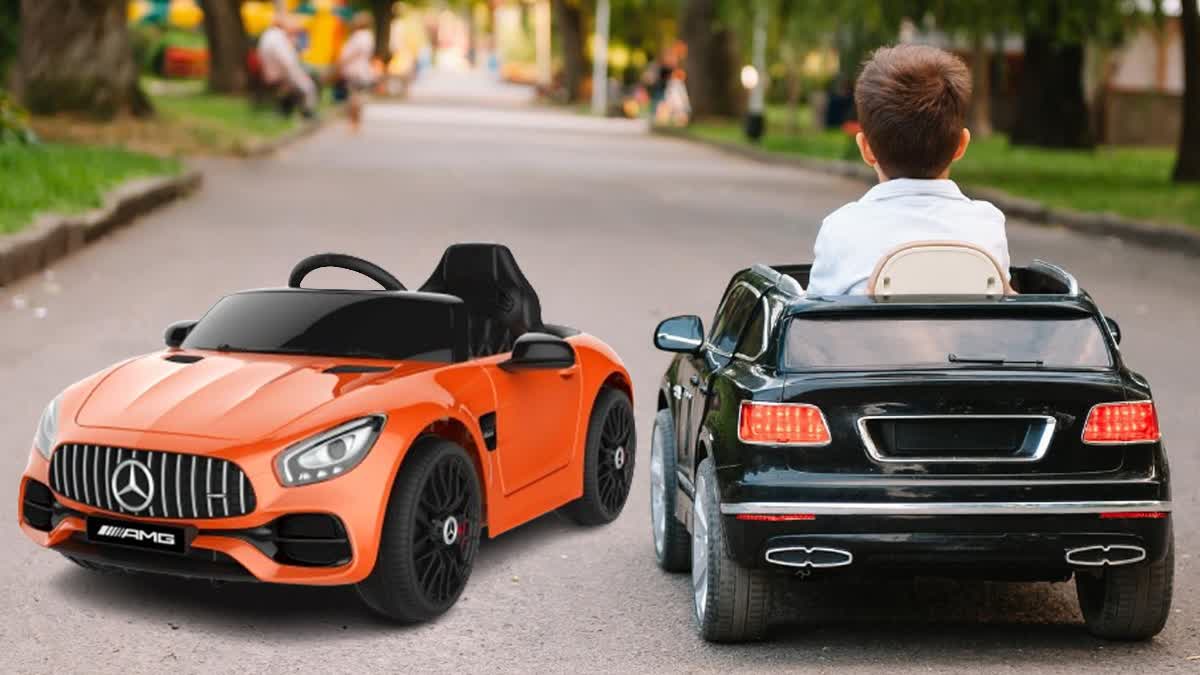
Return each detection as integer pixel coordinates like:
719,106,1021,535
765,546,854,569
205,458,213,518
1065,544,1147,567
175,454,183,517
81,445,91,504
1029,259,1079,296
1080,400,1161,446
737,401,832,447
104,447,113,511
160,450,169,517
857,414,1057,463
190,455,198,518
657,332,702,348
720,500,1172,516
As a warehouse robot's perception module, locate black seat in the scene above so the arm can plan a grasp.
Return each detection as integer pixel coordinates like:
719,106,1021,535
419,243,544,357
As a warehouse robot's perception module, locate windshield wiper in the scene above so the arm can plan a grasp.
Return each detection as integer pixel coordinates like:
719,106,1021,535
948,353,1044,367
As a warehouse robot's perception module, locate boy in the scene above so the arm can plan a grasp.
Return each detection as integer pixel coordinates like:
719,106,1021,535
806,44,1009,297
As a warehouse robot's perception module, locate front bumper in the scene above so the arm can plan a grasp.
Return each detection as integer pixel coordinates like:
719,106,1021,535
720,501,1173,577
17,433,400,585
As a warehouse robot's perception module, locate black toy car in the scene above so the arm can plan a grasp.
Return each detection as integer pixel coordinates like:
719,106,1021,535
650,261,1172,642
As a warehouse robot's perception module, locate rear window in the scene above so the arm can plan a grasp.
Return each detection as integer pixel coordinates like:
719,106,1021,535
184,290,461,362
784,315,1113,370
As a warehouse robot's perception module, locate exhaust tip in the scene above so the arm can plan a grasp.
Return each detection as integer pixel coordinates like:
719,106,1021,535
1065,544,1147,567
765,546,853,569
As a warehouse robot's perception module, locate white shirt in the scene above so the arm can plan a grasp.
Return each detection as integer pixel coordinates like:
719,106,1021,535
806,179,1009,296
258,26,316,107
338,29,376,85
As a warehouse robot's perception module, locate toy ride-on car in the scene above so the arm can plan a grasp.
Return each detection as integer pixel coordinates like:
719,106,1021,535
18,244,636,623
650,251,1172,642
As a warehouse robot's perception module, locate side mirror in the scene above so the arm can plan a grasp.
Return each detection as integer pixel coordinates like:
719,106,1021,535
654,315,705,354
1105,316,1122,345
500,332,576,371
164,320,197,349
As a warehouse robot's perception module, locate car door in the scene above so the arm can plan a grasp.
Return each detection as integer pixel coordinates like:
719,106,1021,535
486,356,584,496
677,282,762,486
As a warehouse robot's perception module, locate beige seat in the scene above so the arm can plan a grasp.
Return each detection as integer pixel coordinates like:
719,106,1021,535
867,241,1013,298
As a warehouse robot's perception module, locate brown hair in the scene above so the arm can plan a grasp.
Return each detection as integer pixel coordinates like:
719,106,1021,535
854,44,971,179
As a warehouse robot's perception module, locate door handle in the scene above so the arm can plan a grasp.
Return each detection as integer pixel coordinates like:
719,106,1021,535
557,368,576,379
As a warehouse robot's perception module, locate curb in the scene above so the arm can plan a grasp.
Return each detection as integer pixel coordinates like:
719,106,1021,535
236,105,344,158
0,169,203,287
652,126,1200,257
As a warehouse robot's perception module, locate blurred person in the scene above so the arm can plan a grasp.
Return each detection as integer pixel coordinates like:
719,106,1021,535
656,69,691,127
337,12,378,132
258,15,317,118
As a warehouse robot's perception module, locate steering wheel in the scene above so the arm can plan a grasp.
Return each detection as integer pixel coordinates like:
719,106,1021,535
288,253,407,291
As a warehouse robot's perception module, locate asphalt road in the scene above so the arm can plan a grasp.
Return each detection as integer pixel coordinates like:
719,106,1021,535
2,89,1198,673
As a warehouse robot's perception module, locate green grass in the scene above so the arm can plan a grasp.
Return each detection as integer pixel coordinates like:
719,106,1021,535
149,87,301,149
686,105,1200,229
0,143,180,234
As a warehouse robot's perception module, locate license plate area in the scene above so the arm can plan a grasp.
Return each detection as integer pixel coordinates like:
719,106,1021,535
86,516,191,555
858,415,1058,463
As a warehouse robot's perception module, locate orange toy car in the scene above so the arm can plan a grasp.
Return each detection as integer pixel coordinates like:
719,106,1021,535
17,244,635,623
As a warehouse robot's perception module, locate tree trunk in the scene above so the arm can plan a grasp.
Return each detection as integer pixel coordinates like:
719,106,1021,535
200,0,249,94
968,31,992,138
371,0,393,61
1011,3,1093,149
15,0,150,118
1174,0,1200,182
553,0,586,103
680,0,743,119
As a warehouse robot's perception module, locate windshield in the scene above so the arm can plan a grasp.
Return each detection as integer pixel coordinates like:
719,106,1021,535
183,290,462,362
784,315,1113,370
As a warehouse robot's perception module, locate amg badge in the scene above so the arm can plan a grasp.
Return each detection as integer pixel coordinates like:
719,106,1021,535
87,516,187,554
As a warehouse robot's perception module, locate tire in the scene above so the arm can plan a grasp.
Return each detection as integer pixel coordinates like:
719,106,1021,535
650,408,690,572
691,457,771,642
1076,534,1174,641
356,436,482,623
561,387,636,526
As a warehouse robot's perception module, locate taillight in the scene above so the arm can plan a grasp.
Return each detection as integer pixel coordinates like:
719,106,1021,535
1082,401,1160,444
738,401,831,446
735,513,816,522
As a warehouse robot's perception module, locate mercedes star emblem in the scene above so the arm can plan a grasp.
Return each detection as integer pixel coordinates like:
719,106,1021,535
111,459,155,513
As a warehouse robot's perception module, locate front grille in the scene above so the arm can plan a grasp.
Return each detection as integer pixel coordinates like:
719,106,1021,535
49,444,256,519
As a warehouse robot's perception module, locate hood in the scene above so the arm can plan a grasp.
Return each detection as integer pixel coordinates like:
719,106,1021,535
75,352,440,440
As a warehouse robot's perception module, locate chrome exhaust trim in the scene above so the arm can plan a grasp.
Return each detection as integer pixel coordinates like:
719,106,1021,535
765,546,853,569
1065,544,1147,567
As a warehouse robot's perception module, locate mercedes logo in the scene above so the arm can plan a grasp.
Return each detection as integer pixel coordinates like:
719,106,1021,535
111,459,155,513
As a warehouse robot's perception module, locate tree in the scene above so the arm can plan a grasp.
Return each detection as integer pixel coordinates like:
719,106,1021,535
199,0,250,94
1175,0,1200,182
369,0,393,60
15,0,150,118
553,0,587,102
680,0,742,118
1009,0,1128,149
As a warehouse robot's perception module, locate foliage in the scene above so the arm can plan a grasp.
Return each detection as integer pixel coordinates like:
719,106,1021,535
0,90,36,145
0,142,179,234
685,108,1200,229
0,0,16,79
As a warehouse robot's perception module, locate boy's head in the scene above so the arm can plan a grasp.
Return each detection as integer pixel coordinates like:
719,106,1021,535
854,44,971,180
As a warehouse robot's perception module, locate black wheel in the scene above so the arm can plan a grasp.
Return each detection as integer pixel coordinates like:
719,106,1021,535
1076,534,1174,641
691,457,771,642
650,408,690,572
562,387,636,526
356,437,482,623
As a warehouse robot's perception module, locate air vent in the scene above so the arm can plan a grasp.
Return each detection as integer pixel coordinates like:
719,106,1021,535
324,365,393,374
164,354,204,364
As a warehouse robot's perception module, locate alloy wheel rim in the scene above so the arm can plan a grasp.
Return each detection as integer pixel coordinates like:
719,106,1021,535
691,473,709,622
649,421,666,556
413,455,477,606
597,402,635,516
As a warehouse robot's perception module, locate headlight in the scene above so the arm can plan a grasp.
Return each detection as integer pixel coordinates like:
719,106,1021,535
275,415,385,487
33,395,62,460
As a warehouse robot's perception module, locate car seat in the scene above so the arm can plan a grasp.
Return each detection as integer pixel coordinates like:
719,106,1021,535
867,241,1013,297
419,244,544,357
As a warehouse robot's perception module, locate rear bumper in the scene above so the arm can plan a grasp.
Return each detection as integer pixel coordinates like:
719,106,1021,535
720,501,1172,576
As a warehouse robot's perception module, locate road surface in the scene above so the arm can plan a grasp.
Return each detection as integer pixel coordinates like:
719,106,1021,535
2,87,1197,673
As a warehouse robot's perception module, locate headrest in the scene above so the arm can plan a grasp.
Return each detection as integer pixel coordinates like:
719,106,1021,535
419,243,543,329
